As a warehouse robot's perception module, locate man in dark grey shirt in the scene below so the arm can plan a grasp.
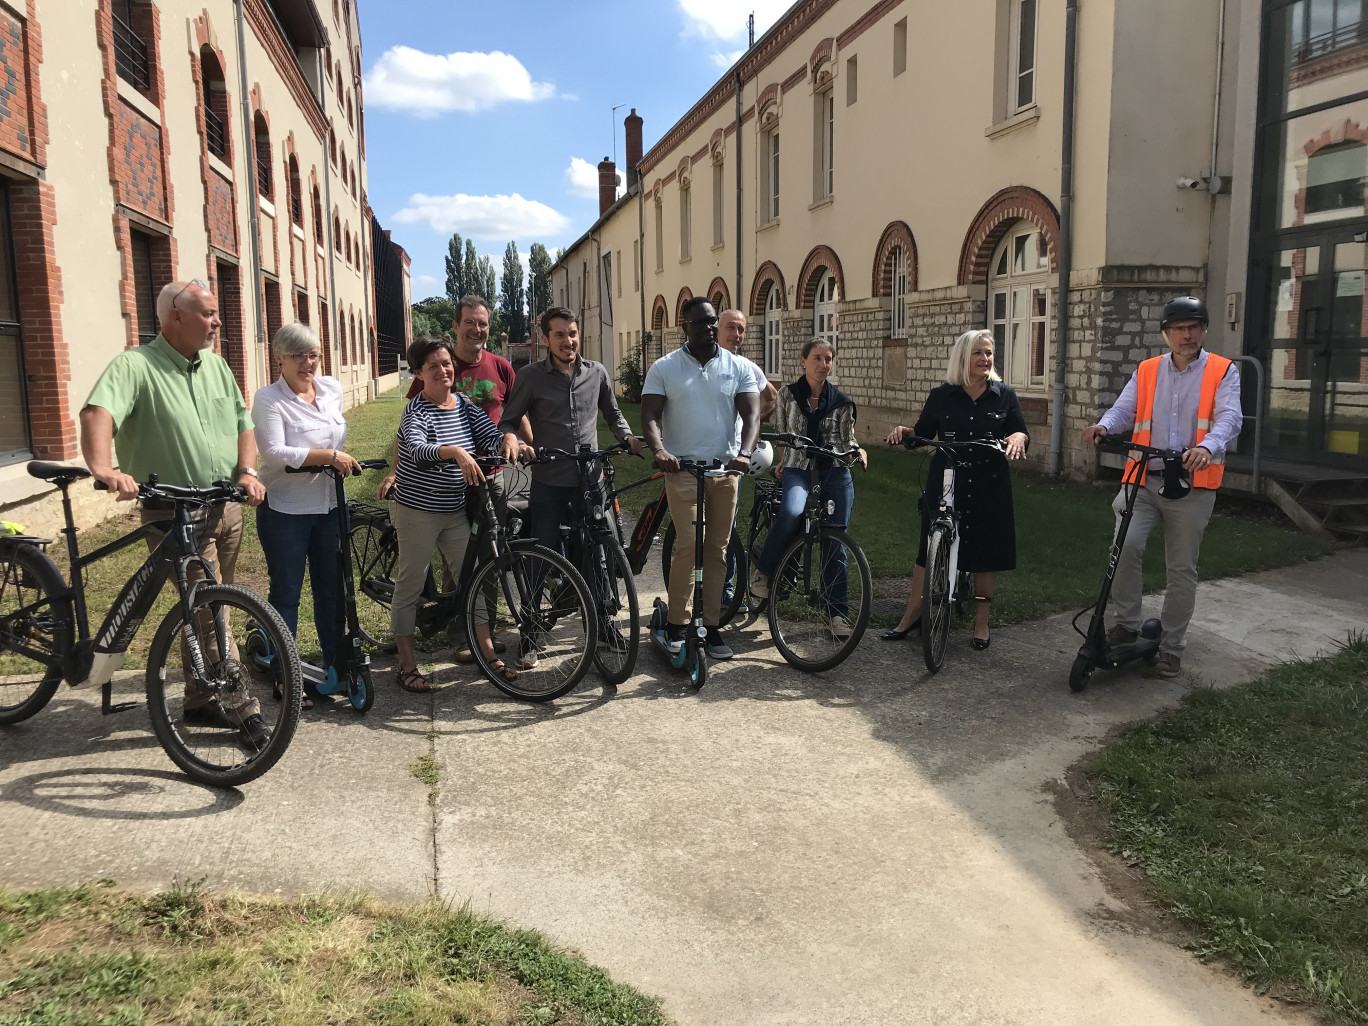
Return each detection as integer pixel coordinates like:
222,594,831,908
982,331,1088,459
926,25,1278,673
500,306,642,559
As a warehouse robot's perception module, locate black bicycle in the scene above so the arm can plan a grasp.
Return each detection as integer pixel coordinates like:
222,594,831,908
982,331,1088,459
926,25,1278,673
348,455,597,702
750,433,872,672
0,462,303,787
531,441,640,686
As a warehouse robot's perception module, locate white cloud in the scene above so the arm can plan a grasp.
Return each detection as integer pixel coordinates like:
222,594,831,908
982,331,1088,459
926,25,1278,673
564,157,600,199
391,193,570,240
710,47,745,69
363,45,555,117
412,273,440,290
677,0,789,41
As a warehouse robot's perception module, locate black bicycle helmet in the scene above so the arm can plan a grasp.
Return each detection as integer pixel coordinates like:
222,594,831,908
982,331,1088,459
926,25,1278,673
1160,296,1209,329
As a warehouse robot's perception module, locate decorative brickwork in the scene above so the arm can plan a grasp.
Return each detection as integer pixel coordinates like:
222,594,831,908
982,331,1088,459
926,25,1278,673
650,294,668,333
749,260,787,316
706,276,730,311
673,286,693,325
0,13,33,163
114,105,166,220
957,185,1060,286
871,220,917,296
798,244,844,307
808,36,834,80
191,15,239,261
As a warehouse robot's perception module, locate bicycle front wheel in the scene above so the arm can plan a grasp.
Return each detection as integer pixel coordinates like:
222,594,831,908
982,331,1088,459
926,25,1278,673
660,522,747,628
0,544,72,726
587,536,640,686
466,544,595,702
922,523,953,673
145,584,303,787
767,527,872,673
349,521,397,651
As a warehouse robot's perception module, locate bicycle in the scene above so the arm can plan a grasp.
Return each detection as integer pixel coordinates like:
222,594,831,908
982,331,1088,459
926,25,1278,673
898,436,1007,673
530,441,640,686
0,462,302,787
348,455,597,702
751,432,873,672
605,458,748,627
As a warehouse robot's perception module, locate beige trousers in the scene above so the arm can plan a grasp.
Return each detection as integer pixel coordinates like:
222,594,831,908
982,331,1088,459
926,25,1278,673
663,471,740,627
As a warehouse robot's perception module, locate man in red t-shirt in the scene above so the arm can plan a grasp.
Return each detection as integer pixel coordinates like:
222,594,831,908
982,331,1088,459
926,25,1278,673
380,294,530,497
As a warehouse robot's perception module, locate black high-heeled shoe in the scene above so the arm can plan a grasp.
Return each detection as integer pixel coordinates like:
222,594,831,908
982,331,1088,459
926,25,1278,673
881,618,920,641
971,595,991,650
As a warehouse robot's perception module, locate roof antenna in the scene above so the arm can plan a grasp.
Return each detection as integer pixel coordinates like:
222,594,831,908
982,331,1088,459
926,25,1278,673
748,12,755,47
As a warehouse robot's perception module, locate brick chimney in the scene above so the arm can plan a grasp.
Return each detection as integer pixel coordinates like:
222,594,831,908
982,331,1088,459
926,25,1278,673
624,108,643,186
598,157,617,216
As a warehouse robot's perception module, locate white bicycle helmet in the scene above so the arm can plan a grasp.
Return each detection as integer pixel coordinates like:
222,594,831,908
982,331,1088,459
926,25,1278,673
747,440,775,475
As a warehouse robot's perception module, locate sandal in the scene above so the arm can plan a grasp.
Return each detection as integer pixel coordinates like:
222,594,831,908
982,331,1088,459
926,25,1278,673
487,659,518,683
396,667,433,693
273,681,312,710
971,596,992,651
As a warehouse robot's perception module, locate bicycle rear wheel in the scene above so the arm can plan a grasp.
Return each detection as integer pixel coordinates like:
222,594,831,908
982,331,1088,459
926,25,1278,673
586,535,639,686
145,584,302,787
660,523,746,627
349,521,397,650
466,544,595,702
0,544,72,726
767,527,872,672
922,523,953,673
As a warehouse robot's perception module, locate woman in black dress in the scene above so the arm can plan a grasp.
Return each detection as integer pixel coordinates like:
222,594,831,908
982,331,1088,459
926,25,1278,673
883,330,1029,649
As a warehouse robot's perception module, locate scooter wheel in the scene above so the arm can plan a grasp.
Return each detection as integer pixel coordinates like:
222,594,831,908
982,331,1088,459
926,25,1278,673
689,648,707,689
347,665,375,713
242,621,273,673
1069,653,1094,693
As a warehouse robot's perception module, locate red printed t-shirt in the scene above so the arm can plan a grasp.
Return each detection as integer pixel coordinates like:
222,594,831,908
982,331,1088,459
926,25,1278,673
406,348,517,424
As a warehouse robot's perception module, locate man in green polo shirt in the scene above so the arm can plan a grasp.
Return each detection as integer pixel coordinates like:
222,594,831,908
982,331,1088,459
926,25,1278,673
81,279,271,747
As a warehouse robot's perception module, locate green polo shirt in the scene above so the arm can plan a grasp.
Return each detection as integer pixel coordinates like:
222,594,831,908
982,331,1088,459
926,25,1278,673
85,334,252,488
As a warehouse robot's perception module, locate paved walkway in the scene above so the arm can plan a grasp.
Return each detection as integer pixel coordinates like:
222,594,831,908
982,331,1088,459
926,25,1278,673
3,551,1364,1025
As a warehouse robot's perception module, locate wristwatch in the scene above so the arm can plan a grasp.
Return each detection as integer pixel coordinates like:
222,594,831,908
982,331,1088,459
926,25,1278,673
236,466,259,479
737,449,753,459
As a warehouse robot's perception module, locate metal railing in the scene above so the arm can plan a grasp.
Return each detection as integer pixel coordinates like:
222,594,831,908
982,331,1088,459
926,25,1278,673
1294,20,1368,63
204,106,227,160
255,144,272,198
113,14,150,91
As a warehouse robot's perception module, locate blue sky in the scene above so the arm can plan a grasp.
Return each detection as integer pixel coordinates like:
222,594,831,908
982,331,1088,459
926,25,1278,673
357,0,791,300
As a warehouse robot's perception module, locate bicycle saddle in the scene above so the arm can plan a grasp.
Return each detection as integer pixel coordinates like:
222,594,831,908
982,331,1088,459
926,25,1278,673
27,461,92,483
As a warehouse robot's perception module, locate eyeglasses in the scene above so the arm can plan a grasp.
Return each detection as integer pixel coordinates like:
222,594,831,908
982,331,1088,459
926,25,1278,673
170,278,209,310
287,351,322,363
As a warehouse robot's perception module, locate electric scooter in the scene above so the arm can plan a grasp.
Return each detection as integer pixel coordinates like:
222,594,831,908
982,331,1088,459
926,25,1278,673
1069,437,1192,692
244,458,389,711
646,460,737,688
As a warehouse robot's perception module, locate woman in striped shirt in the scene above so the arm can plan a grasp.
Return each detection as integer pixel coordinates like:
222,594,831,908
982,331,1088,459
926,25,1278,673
390,337,520,692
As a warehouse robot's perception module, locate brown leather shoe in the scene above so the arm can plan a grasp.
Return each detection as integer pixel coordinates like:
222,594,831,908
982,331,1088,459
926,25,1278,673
1106,624,1138,646
1154,652,1182,678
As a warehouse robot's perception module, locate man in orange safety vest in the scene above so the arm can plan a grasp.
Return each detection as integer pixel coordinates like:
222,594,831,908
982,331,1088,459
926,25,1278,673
1081,296,1243,678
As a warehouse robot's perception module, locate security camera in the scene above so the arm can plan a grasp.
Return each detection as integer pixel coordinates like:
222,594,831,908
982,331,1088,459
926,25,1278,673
1177,176,1204,190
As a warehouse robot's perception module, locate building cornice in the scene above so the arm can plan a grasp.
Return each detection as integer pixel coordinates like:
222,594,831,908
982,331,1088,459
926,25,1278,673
244,0,326,141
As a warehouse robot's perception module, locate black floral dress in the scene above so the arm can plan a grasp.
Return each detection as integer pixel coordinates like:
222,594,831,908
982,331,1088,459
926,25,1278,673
911,381,1028,572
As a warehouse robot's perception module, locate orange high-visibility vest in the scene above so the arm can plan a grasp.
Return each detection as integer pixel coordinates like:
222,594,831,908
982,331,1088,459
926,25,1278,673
1122,352,1234,490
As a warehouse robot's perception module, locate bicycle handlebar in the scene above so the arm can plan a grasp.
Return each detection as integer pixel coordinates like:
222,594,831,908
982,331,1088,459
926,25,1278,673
760,431,862,464
899,436,1006,453
654,458,743,478
285,457,389,477
534,439,633,463
96,476,246,505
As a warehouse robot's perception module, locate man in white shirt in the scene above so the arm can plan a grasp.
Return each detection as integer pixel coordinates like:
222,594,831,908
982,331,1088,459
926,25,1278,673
641,298,760,660
719,309,777,421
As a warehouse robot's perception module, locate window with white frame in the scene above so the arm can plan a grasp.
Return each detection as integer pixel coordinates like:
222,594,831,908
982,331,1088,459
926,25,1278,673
679,184,692,261
988,222,1050,389
761,128,780,223
713,160,725,247
889,245,908,339
764,285,782,377
815,86,834,200
813,271,837,345
1010,0,1038,112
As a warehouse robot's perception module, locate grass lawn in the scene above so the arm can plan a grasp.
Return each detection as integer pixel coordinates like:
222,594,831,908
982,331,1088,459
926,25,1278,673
1087,637,1368,1024
0,881,665,1025
604,402,1333,627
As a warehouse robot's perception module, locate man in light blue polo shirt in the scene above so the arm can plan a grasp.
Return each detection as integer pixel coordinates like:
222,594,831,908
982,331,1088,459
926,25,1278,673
641,297,759,660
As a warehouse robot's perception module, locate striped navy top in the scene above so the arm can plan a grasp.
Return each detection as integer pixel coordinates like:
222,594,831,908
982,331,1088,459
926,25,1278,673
394,393,505,513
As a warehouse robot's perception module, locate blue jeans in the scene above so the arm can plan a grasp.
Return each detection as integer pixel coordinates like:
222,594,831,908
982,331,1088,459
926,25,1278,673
256,500,341,670
756,466,855,618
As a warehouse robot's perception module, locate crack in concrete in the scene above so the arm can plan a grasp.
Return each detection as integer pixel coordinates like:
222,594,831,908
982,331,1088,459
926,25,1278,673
425,693,441,897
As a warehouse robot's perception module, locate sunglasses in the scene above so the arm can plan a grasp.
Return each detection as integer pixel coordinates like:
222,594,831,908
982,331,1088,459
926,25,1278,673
171,278,209,309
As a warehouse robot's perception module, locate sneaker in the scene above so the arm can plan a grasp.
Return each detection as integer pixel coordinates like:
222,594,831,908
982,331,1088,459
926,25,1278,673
664,623,688,656
1153,652,1182,678
183,699,236,731
705,627,734,660
749,572,770,599
515,646,541,670
1106,624,1138,647
598,623,629,654
830,615,854,638
238,714,272,749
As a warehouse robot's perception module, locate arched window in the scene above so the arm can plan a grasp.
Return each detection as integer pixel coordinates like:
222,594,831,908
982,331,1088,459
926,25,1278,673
199,47,229,162
333,212,342,254
888,245,908,339
336,67,345,100
346,91,354,128
349,312,358,366
988,220,1050,389
813,270,837,346
765,285,782,377
253,112,271,198
312,184,323,243
287,154,302,227
329,126,337,166
343,225,351,265
351,165,358,198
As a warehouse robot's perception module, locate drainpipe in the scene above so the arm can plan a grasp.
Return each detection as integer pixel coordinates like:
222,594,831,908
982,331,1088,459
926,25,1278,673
1049,0,1080,476
734,69,743,314
319,53,339,378
234,0,265,379
637,182,646,368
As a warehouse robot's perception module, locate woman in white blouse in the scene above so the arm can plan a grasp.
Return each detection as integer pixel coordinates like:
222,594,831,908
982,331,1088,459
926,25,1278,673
252,322,361,706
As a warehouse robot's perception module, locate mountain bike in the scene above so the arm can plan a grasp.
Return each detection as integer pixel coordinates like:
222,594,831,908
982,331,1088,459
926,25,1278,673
752,433,872,672
0,462,302,787
900,437,1007,673
530,441,640,685
348,455,597,701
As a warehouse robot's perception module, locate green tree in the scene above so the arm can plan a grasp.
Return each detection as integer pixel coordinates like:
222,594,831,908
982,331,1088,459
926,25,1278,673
464,240,481,300
411,296,455,340
528,242,553,332
499,241,527,345
444,233,465,302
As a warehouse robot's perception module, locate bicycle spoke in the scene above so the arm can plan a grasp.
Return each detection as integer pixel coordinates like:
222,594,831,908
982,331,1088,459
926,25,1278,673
768,528,870,672
0,546,71,725
349,522,396,650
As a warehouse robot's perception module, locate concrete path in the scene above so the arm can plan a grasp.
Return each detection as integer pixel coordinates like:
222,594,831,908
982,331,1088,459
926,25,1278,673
2,551,1364,1025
